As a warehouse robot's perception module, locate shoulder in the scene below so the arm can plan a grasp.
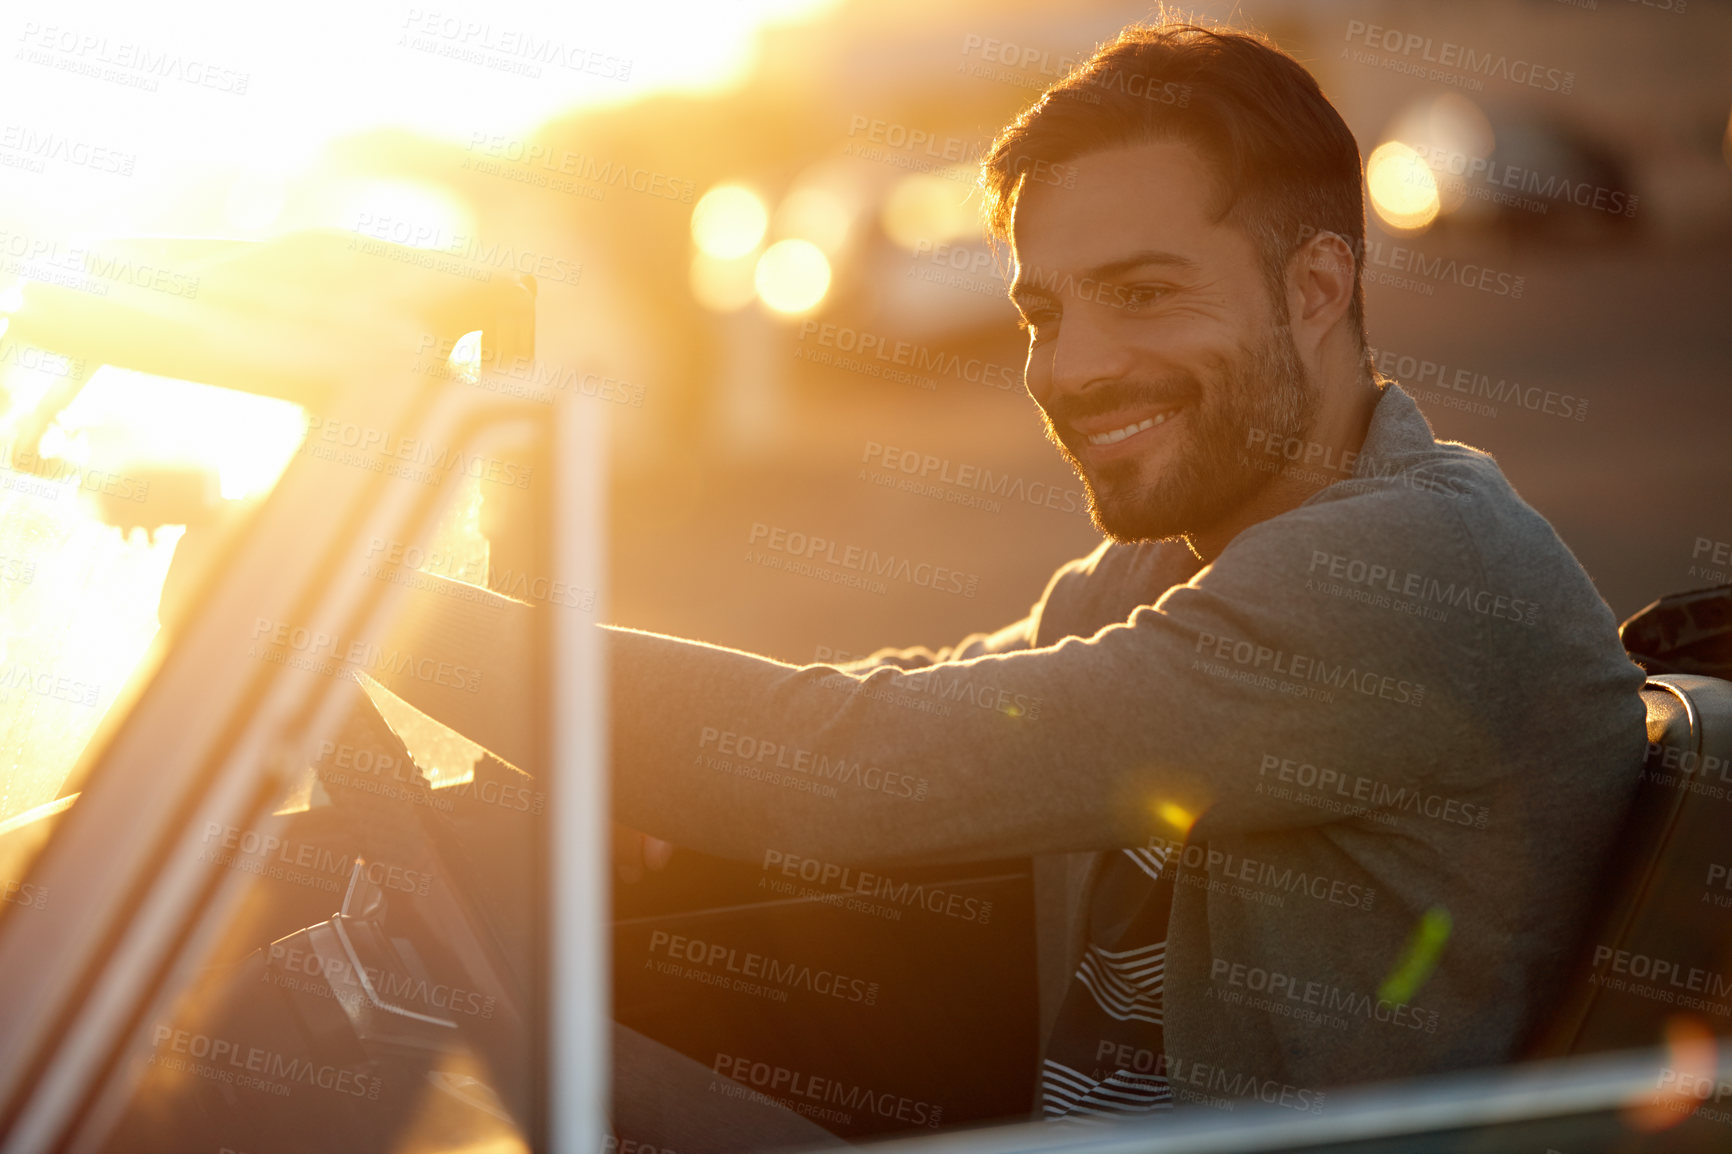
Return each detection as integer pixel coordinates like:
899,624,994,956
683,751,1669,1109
1035,539,1205,645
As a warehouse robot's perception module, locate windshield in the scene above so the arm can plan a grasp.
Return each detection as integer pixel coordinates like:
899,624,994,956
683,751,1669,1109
0,358,304,822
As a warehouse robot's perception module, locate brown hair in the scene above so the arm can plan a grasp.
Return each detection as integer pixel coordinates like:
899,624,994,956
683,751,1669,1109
981,19,1368,343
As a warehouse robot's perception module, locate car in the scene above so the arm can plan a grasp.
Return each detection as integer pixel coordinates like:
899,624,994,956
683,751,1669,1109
0,230,1729,1154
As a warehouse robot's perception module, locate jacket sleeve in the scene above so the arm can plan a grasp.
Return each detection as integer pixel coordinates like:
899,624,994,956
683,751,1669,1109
608,489,1503,869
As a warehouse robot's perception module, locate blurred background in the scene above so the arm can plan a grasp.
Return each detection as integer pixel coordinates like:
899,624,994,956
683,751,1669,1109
1,0,1729,677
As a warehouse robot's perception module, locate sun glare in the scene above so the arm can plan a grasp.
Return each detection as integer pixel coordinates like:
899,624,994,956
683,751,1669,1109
58,367,309,501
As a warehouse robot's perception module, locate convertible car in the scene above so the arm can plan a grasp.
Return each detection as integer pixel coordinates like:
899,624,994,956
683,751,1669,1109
0,232,1728,1154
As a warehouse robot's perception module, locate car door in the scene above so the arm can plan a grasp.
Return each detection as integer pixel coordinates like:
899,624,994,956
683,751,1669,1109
0,231,609,1154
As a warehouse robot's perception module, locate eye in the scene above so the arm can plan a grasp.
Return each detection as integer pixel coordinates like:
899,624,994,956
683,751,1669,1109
1016,306,1061,343
1118,283,1169,309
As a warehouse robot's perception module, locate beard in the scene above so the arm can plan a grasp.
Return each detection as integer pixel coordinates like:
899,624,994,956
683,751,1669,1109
1039,323,1318,544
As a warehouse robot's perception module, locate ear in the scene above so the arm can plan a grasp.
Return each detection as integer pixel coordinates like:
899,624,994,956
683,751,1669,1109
1284,231,1357,359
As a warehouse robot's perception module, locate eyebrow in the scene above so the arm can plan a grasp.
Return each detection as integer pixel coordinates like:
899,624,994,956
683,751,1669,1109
1009,249,1199,306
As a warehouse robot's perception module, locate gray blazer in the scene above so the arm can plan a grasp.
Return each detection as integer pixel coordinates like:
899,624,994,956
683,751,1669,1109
609,383,1648,1102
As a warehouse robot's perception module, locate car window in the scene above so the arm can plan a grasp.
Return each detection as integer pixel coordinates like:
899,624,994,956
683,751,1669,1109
83,406,550,1154
0,360,306,880
0,302,558,1150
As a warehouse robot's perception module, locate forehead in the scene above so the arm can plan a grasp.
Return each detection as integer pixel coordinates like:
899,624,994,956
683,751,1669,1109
1008,139,1233,280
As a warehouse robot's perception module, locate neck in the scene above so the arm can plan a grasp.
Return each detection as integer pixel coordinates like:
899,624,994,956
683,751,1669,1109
1183,364,1383,563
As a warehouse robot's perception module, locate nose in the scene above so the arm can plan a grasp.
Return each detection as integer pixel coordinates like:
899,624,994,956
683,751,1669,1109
1030,301,1137,412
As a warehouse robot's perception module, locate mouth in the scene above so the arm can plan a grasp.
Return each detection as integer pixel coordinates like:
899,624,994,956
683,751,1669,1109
1072,402,1186,454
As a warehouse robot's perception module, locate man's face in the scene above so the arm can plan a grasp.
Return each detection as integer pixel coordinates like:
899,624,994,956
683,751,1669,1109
1010,140,1317,543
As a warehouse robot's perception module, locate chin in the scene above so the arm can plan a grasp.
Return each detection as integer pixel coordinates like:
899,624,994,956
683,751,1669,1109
1083,461,1271,545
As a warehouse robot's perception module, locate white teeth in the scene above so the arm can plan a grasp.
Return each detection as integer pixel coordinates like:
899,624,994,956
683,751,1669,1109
1086,412,1171,446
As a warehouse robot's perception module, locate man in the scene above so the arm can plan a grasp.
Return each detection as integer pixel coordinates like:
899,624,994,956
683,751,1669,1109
608,18,1646,1134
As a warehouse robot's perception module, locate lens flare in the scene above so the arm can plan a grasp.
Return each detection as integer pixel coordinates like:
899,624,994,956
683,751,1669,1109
1367,141,1441,233
1627,1015,1718,1132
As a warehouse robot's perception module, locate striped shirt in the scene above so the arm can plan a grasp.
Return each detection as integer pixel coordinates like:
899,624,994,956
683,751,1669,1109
1040,842,1176,1120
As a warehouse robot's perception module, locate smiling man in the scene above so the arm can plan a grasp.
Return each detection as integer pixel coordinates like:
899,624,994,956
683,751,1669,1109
605,19,1647,1138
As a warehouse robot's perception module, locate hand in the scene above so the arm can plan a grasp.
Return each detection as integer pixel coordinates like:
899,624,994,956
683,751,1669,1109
613,824,675,883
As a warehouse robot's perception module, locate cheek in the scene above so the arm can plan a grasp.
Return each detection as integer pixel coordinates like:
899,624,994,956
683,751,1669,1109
1023,345,1053,402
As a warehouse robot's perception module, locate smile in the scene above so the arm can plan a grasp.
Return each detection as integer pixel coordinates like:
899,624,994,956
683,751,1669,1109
1082,406,1180,447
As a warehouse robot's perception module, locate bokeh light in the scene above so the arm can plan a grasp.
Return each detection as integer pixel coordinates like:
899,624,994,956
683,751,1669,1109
753,238,830,315
773,185,856,255
690,251,760,313
1383,95,1495,218
880,171,981,251
1626,1015,1718,1132
1366,141,1442,233
691,185,770,259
